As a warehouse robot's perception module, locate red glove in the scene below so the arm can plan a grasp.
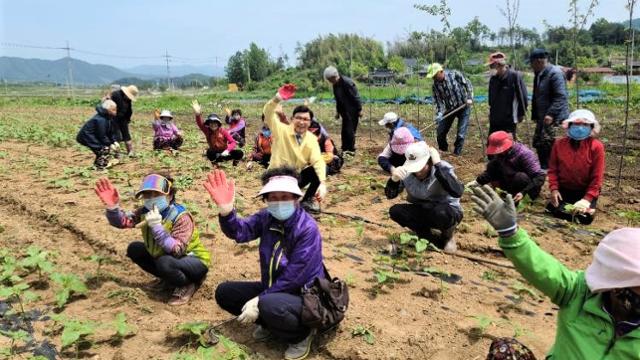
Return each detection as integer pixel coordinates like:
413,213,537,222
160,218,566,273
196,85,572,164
94,178,120,208
277,84,296,100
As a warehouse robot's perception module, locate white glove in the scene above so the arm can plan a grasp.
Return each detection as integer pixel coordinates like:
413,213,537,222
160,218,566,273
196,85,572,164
316,182,327,201
191,99,201,115
573,199,591,213
237,296,259,324
110,142,120,152
221,150,230,157
466,99,473,105
145,206,162,227
466,180,479,188
429,147,441,165
391,167,409,182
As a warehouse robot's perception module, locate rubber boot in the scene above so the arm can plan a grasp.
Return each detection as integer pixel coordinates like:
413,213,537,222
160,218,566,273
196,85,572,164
125,141,136,158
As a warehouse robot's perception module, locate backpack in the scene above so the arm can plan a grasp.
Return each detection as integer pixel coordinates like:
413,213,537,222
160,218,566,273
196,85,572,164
300,266,349,331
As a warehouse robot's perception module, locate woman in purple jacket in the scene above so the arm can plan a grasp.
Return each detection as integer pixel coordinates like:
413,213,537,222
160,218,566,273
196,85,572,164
203,167,324,360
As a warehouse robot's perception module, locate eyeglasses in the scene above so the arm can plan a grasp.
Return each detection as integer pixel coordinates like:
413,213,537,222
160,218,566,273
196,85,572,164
293,115,311,122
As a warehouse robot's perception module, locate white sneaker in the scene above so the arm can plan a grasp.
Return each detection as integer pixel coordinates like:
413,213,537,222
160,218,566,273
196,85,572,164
443,238,457,254
252,325,271,341
284,332,313,360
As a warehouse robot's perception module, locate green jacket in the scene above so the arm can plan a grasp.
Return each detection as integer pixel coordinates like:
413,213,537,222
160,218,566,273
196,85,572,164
500,228,640,359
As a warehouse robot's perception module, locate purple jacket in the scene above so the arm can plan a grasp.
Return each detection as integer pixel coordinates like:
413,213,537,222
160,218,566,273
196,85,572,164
152,120,180,140
219,207,324,296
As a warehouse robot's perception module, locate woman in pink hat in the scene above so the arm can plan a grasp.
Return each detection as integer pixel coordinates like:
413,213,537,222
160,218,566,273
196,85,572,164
472,184,640,359
377,127,416,174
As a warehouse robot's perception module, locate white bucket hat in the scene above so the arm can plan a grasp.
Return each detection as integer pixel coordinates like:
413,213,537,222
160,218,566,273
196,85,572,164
402,141,431,173
159,110,173,119
378,112,399,126
562,109,601,134
258,175,303,197
585,228,640,293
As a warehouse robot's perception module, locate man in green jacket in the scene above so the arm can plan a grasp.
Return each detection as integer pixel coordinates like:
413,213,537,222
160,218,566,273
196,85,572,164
471,185,640,359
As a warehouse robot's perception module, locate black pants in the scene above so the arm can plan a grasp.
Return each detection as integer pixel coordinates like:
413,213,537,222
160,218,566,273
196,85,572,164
545,188,597,225
489,122,517,139
206,149,244,163
126,242,208,287
485,160,541,199
340,111,359,152
153,136,183,150
299,166,321,202
532,121,557,170
90,146,111,169
389,203,463,248
115,119,132,142
215,281,310,343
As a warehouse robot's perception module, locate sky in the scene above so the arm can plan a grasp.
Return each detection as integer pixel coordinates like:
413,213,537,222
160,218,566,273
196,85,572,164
0,0,629,70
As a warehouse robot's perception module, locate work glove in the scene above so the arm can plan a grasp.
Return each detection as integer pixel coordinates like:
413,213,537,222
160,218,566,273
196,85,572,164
203,169,235,216
221,150,230,157
573,199,591,213
237,296,259,324
471,185,518,237
191,99,201,115
145,205,162,227
391,167,409,182
315,182,327,201
466,99,473,105
94,178,120,209
276,84,296,101
465,180,479,188
435,112,443,123
110,142,120,152
429,147,441,165
153,109,161,120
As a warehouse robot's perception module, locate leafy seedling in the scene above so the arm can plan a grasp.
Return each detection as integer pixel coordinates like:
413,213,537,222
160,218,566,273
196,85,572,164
50,315,99,354
175,321,210,347
83,254,117,278
0,255,23,285
19,245,55,281
50,272,88,308
351,325,375,345
0,282,39,315
616,210,640,226
112,312,137,338
374,269,401,285
0,329,31,356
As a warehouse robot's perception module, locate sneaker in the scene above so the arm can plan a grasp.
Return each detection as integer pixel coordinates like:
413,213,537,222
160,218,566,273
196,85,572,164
143,278,170,291
439,224,457,253
252,325,271,341
301,200,320,213
127,151,137,158
443,238,457,254
105,158,120,168
284,332,313,360
168,283,196,306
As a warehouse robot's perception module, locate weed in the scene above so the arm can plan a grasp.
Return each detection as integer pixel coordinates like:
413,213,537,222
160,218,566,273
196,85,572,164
510,281,540,300
352,325,375,345
470,315,497,334
481,271,499,282
344,272,357,288
50,272,88,308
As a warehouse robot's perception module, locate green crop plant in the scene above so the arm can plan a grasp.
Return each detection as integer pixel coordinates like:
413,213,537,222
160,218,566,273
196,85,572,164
351,325,375,345
0,254,23,285
470,315,497,335
112,312,137,338
0,282,39,315
616,210,640,226
172,335,251,360
84,254,117,278
0,329,31,356
50,272,88,308
50,315,99,354
374,269,401,285
19,245,55,281
175,321,210,347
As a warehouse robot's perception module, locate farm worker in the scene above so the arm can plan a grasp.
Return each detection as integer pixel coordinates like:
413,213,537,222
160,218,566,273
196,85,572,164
192,100,244,166
109,84,139,157
224,108,247,147
466,131,545,203
378,112,423,141
205,167,326,360
487,52,528,137
151,109,183,151
262,84,328,213
377,127,415,174
471,184,640,359
529,48,570,169
248,125,273,169
385,141,464,253
323,65,362,156
76,99,120,170
427,63,474,156
308,119,343,176
95,173,210,306
545,109,604,225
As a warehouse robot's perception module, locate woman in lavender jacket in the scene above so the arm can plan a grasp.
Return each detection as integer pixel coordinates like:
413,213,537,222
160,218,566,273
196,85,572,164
203,166,324,360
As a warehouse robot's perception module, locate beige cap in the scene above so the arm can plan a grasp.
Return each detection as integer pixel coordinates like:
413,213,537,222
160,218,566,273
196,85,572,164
121,85,139,101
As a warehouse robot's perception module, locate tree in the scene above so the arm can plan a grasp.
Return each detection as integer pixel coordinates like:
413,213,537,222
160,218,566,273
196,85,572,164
225,51,247,84
387,55,407,74
245,42,272,82
466,17,493,50
498,0,521,69
590,18,626,45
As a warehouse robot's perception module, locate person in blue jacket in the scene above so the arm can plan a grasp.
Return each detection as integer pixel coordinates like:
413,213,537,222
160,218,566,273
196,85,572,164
378,112,423,141
76,99,119,170
204,167,325,360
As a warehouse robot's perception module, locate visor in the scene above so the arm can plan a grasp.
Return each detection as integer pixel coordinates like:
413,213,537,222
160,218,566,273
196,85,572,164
135,174,172,199
258,175,303,197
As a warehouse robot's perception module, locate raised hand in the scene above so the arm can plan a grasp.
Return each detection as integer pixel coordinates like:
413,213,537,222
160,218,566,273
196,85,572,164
191,99,201,115
277,84,296,100
154,108,161,120
203,169,235,216
94,178,120,208
471,185,518,237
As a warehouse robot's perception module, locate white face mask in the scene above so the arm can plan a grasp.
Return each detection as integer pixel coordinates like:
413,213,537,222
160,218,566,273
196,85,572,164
267,201,296,221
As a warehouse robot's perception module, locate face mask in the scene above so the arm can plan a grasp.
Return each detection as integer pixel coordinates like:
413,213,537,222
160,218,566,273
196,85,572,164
144,195,169,212
267,201,296,221
614,288,640,316
262,129,271,137
489,69,498,77
568,124,592,141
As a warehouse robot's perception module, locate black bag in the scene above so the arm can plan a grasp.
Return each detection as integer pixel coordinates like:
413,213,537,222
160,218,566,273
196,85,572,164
301,266,349,330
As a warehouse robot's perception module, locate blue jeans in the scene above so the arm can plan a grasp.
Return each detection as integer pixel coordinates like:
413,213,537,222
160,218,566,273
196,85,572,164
215,281,310,343
436,106,470,155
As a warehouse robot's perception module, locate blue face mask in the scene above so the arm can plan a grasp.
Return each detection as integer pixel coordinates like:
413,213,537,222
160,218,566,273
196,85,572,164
144,195,169,212
262,129,271,137
267,201,296,221
568,124,592,140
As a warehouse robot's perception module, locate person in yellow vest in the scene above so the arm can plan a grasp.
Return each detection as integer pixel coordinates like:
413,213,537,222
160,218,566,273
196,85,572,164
94,173,210,306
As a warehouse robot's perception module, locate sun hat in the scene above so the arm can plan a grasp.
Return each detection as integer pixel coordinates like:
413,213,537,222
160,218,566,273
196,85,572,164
562,109,601,134
135,174,172,199
402,141,431,173
486,131,514,155
159,110,173,119
585,228,640,293
426,63,444,79
486,52,507,67
121,85,139,102
258,175,303,197
378,112,399,126
205,113,223,125
390,127,414,155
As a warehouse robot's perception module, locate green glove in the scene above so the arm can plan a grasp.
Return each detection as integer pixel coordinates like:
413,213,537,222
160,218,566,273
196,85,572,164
471,185,517,237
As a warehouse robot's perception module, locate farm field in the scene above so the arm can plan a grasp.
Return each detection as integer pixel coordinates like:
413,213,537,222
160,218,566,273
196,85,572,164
0,97,639,360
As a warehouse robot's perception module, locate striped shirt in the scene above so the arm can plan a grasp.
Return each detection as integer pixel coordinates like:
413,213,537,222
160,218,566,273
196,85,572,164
432,70,473,114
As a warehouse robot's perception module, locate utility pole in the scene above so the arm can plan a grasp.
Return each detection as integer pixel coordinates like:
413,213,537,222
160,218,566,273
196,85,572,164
65,41,74,99
165,49,172,91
